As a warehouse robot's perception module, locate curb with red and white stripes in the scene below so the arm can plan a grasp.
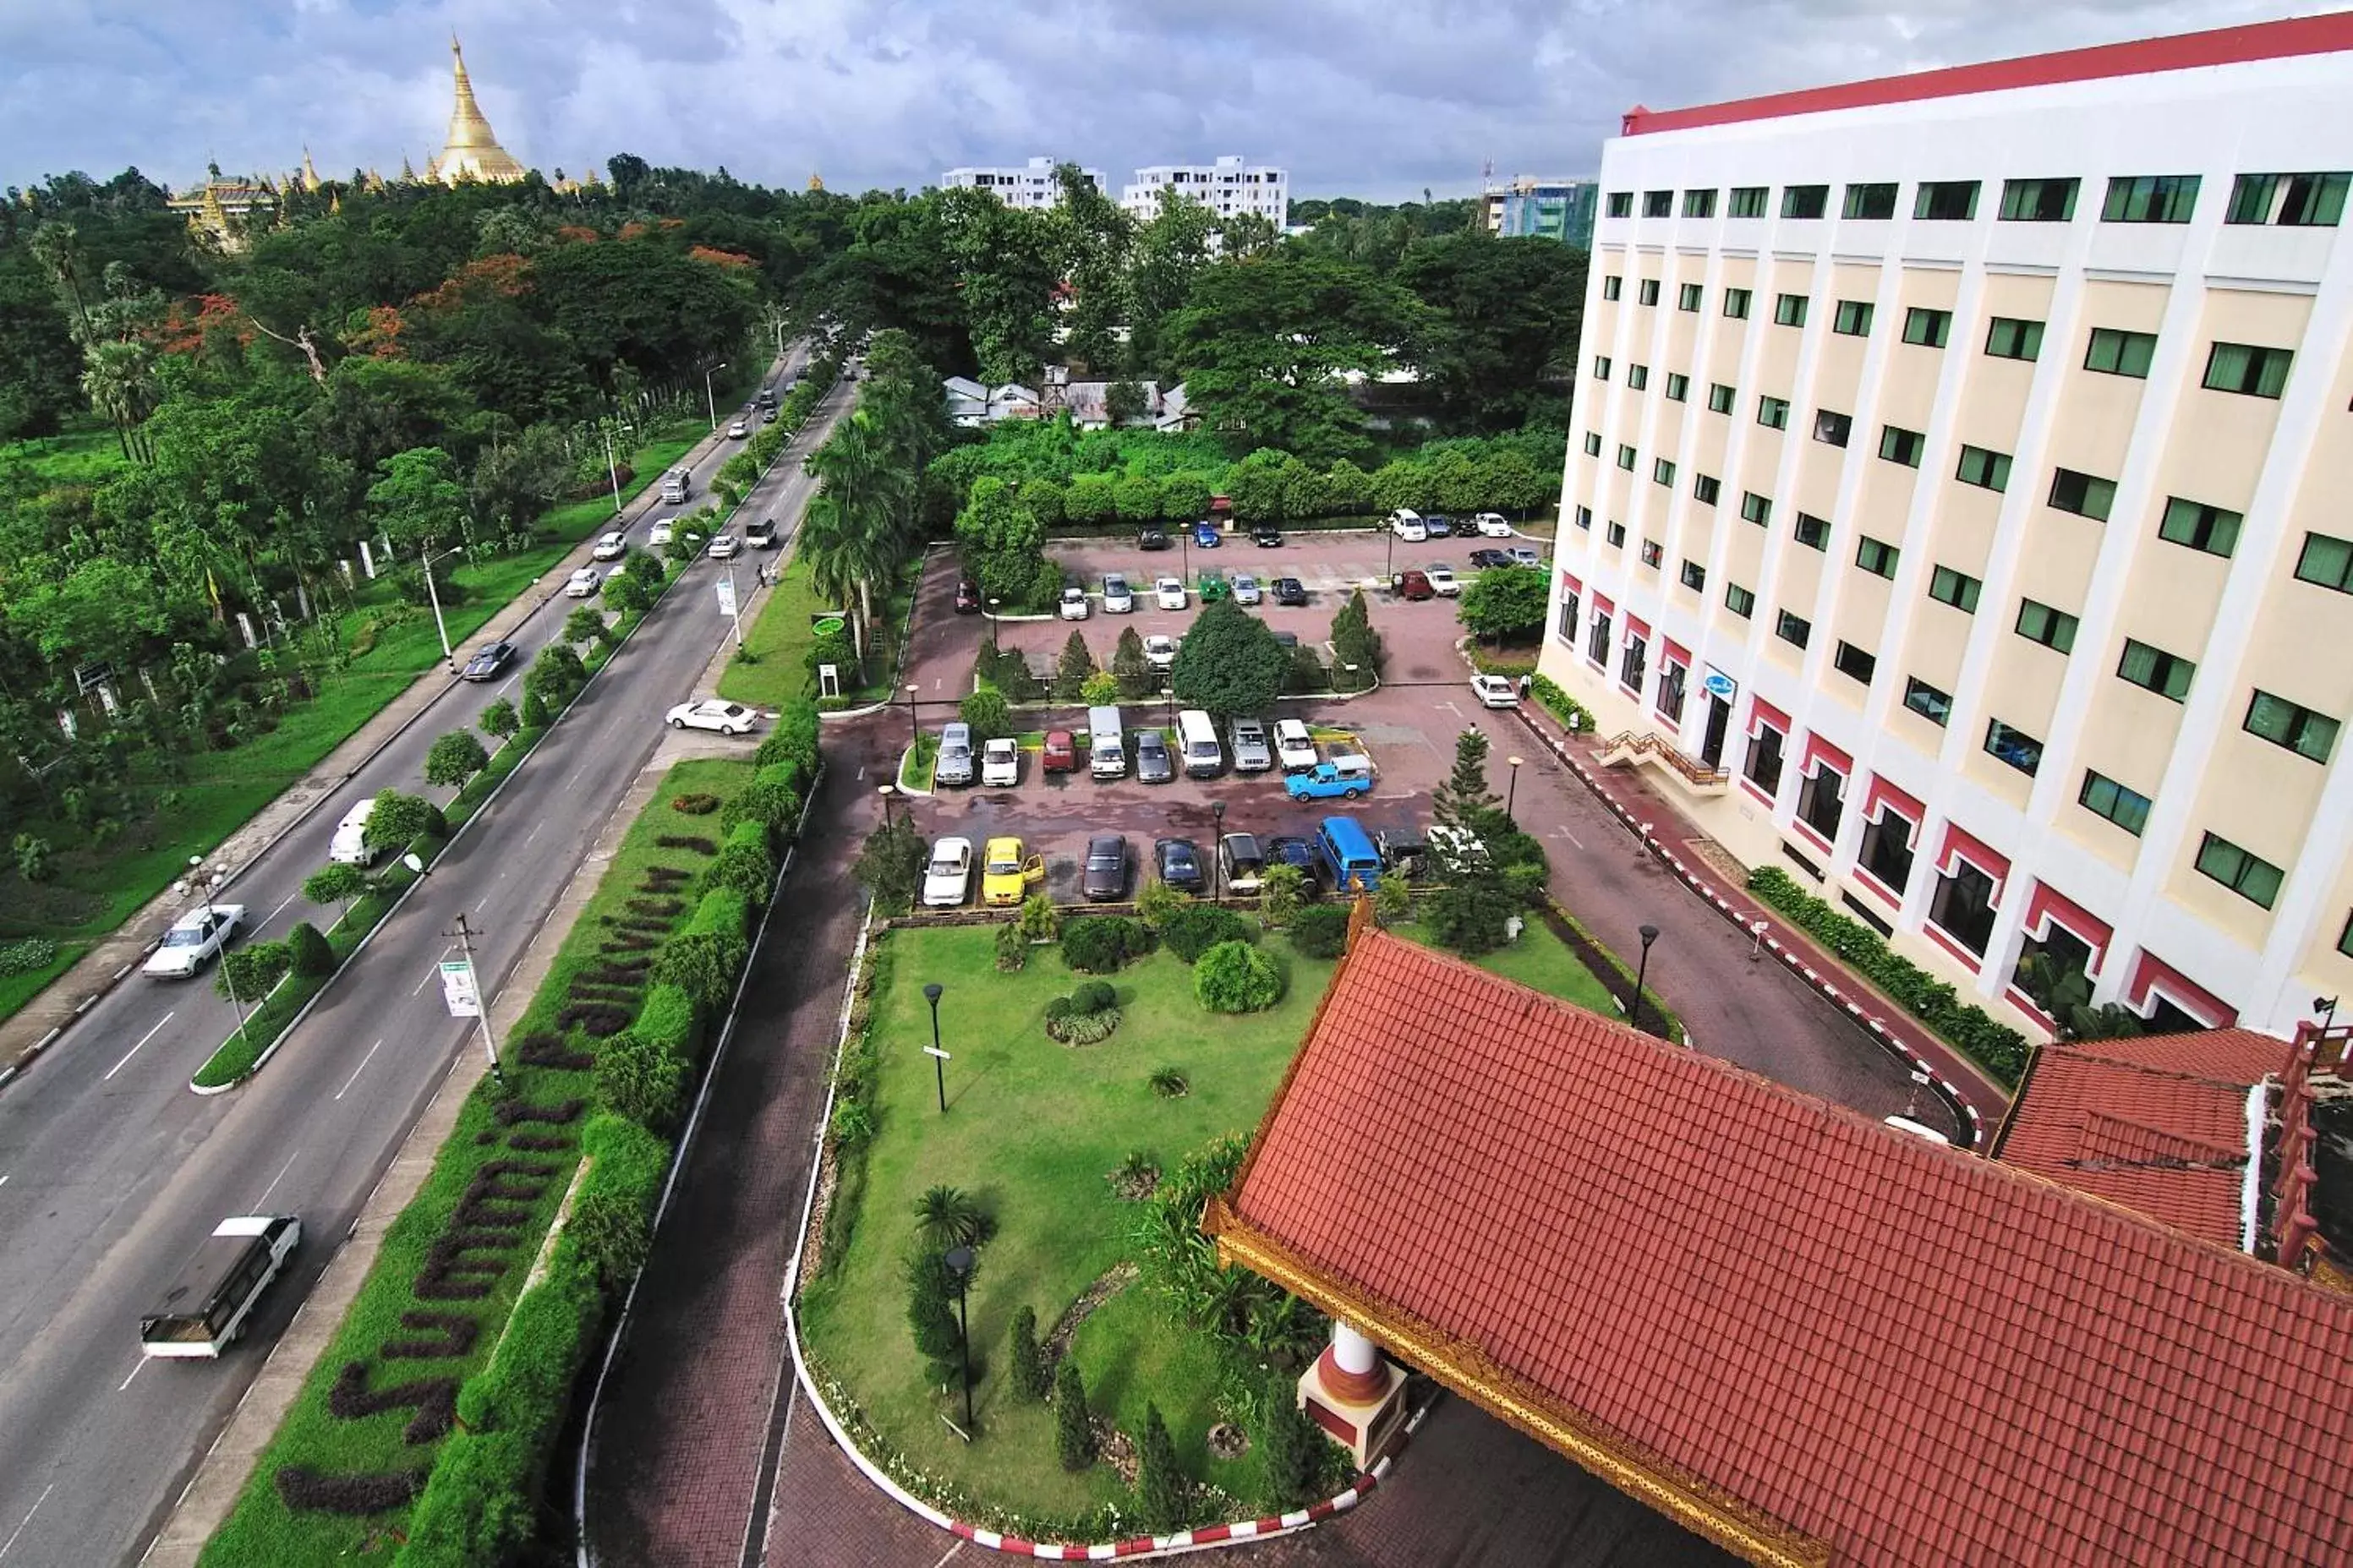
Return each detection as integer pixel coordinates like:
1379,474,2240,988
1515,712,1991,1149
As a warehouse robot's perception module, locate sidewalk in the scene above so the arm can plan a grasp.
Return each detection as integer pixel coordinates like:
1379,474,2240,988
1508,701,2011,1140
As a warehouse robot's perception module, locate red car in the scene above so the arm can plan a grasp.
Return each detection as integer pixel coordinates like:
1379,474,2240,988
954,576,982,615
1393,569,1436,602
1041,729,1079,773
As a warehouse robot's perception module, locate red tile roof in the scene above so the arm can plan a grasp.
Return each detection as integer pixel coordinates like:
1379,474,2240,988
1223,933,2353,1568
1622,13,2353,137
1994,1030,2288,1249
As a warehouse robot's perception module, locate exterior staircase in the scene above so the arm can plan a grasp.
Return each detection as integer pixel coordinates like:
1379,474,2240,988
1593,729,1732,795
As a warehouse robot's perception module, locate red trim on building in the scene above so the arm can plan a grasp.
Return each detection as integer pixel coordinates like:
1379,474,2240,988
1863,774,1925,834
1799,731,1852,781
1663,637,1691,668
2021,882,2115,975
2126,951,2240,1028
1748,695,1790,735
1934,822,2011,895
1592,591,1616,618
1559,570,1584,597
1852,865,1903,908
1923,919,1988,975
1621,14,2353,138
1623,612,1652,644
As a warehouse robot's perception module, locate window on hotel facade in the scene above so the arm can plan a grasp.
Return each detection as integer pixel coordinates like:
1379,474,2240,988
1584,431,1602,456
1692,473,1720,504
1813,409,1851,446
1758,395,1790,429
1844,183,1898,220
1639,539,1664,567
1914,180,1982,221
1902,676,1952,726
1724,287,1753,319
2196,833,2283,909
1606,191,1633,218
1683,188,1718,218
1617,444,1637,471
1677,282,1703,311
1602,275,1622,301
1638,278,1661,306
2118,639,2196,702
1775,292,1810,327
1929,565,1982,613
1956,445,2012,492
2226,172,2350,227
1659,660,1688,724
2158,498,2241,558
1644,190,1673,217
1740,491,1772,527
1729,186,1769,218
1573,505,1593,532
1833,641,1878,686
1860,806,1916,893
1621,631,1648,691
1930,860,1998,956
1833,300,1874,336
1627,363,1650,390
2000,177,2080,221
1556,587,1579,646
1782,185,1830,220
1793,512,1830,550
2079,770,2152,835
1985,718,2044,776
1725,582,1756,618
1587,607,1612,664
1593,354,1612,380
2203,341,2294,398
2245,691,2341,763
2340,911,2353,959
1745,724,1786,795
2048,468,2117,522
1855,536,1900,579
1985,317,2044,361
2085,328,2158,378
1666,372,1690,402
1709,382,1737,413
2295,532,2353,592
1797,763,1846,841
1679,560,1708,593
1606,520,1627,548
2104,174,2201,223
1879,425,1924,467
1776,609,1812,649
2015,598,2078,653
1902,308,1951,347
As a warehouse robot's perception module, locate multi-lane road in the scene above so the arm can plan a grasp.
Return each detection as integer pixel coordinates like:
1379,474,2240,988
0,350,849,1568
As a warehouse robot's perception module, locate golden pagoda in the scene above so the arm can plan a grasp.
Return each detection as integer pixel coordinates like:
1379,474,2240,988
808,172,825,191
301,149,322,193
431,38,527,185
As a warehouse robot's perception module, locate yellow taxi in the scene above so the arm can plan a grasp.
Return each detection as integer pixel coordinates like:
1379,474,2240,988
981,836,1044,906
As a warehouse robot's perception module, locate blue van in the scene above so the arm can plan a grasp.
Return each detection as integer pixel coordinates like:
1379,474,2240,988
1316,816,1382,893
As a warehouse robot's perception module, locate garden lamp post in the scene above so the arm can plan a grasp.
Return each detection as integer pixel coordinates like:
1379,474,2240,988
906,682,922,768
987,597,1000,629
877,783,897,830
1384,527,1395,584
1342,661,1360,695
1179,527,1190,592
1506,756,1524,822
924,982,947,1114
1632,923,1661,1036
1211,800,1226,900
944,1243,977,1429
704,361,730,430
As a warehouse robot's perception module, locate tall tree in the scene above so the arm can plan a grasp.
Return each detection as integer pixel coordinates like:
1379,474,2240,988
367,446,471,551
1396,233,1586,432
1125,194,1216,378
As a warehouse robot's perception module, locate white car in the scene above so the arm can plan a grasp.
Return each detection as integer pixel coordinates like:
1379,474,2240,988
1507,545,1543,568
1229,571,1262,606
1474,512,1515,538
727,418,749,439
564,567,601,598
1102,574,1134,614
1426,564,1460,597
1470,674,1522,709
708,533,741,560
328,800,380,866
592,532,627,560
648,520,676,547
980,737,1021,787
1059,586,1092,620
922,838,974,908
1273,718,1318,772
145,904,245,979
1387,508,1427,542
1143,634,1179,669
1154,576,1187,610
665,699,759,735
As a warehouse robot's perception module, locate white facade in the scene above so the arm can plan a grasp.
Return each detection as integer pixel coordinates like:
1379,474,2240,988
1539,19,2353,1041
940,156,1105,210
1121,156,1289,224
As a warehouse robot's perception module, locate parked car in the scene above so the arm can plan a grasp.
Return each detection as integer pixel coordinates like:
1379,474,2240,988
1475,512,1514,538
745,518,778,549
1135,729,1174,784
1507,546,1543,568
1425,564,1460,597
564,566,601,598
980,737,1021,787
1376,826,1430,877
708,532,741,559
1154,576,1187,610
1228,571,1262,606
1191,520,1222,549
1139,526,1170,551
665,699,759,735
935,722,975,785
648,520,676,547
1393,569,1436,602
1468,548,1512,569
1387,508,1426,542
1470,674,1522,709
329,799,380,866
1081,834,1130,902
1266,834,1322,893
762,407,780,424
1285,756,1376,800
922,838,974,907
1154,837,1206,893
591,532,627,560
1250,524,1283,548
145,904,244,979
1423,513,1454,538
1273,718,1317,772
1272,576,1310,607
726,418,749,439
1219,833,1267,895
1102,573,1135,613
1042,729,1079,774
1229,716,1274,773
1059,586,1092,620
1143,634,1179,669
981,837,1045,907
954,576,982,614
461,640,517,681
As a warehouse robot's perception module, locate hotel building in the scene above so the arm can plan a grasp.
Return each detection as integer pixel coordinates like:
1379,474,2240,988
940,157,1107,210
1536,15,2353,1040
1119,156,1289,225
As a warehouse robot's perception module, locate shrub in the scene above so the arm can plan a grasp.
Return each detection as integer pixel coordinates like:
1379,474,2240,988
1045,1003,1121,1045
286,921,336,978
855,817,925,915
216,939,293,1005
906,1246,963,1363
709,819,778,905
1134,880,1186,931
527,642,588,705
424,729,490,789
754,697,823,782
520,689,550,728
1195,939,1284,1013
1009,1305,1048,1401
1288,904,1349,959
1081,669,1123,708
566,1185,651,1289
635,982,698,1053
829,1098,876,1150
1054,1361,1094,1471
671,792,720,815
1061,915,1143,975
1015,892,1060,943
1070,979,1118,1014
960,685,1014,740
1531,673,1593,734
594,1029,690,1132
1158,903,1257,964
912,1183,988,1250
479,697,519,742
723,765,806,846
655,833,718,854
1136,1402,1185,1532
652,924,749,1010
993,922,1028,972
1149,1066,1189,1098
0,937,57,976
1256,1374,1325,1511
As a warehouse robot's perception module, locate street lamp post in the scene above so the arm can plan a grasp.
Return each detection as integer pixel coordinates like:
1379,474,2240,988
599,421,624,516
1211,800,1226,901
1179,528,1190,593
704,362,730,431
1506,756,1524,822
906,682,922,758
1632,923,1661,1036
944,1243,977,1430
191,855,244,1042
1384,527,1395,585
421,545,461,675
924,982,947,1114
877,783,896,830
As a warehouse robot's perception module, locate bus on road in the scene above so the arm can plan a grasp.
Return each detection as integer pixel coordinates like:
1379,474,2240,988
139,1215,301,1359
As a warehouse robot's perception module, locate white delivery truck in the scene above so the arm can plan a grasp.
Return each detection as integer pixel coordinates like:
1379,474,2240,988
1088,705,1127,779
660,467,692,504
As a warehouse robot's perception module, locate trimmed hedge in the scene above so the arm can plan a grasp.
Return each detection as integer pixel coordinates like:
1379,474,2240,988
709,819,778,906
1061,915,1146,975
1286,904,1349,960
1157,904,1258,964
1746,866,2030,1086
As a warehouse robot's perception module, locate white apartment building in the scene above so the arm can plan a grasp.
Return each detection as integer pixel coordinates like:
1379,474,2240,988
1120,156,1289,224
1539,14,2353,1041
939,156,1106,210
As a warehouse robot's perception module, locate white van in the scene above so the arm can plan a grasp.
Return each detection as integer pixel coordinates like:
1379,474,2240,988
1387,507,1426,541
1088,706,1127,779
1176,709,1223,778
660,467,692,504
328,799,379,866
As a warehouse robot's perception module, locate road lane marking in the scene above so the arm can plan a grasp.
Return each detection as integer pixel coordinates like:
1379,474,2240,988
335,1039,384,1101
413,966,436,996
118,1358,147,1392
0,1484,55,1560
254,1150,300,1210
1553,825,1585,850
522,822,543,848
104,1013,176,1081
263,889,298,926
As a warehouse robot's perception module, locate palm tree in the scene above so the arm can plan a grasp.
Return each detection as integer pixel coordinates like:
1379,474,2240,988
27,221,90,340
80,337,157,463
912,1184,986,1251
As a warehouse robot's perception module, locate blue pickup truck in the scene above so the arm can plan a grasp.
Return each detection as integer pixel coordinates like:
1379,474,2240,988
1283,757,1376,800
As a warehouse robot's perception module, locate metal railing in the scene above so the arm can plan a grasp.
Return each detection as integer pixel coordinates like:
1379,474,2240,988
1595,729,1732,790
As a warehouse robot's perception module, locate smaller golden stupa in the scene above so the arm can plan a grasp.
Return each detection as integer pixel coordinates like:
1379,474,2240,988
431,37,527,185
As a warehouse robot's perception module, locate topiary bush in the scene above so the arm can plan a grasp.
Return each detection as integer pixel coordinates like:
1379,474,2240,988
1061,915,1145,975
286,920,337,978
1287,904,1349,960
1196,939,1285,1013
1071,979,1117,1014
1158,903,1258,964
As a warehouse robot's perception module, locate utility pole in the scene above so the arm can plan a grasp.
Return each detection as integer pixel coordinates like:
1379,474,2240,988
451,912,505,1084
600,421,624,516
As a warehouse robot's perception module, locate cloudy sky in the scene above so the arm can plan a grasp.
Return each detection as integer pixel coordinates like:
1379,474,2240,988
0,0,2325,201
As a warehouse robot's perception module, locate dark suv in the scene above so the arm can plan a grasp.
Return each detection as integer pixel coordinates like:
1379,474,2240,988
1154,837,1206,893
1081,834,1129,901
1138,526,1170,551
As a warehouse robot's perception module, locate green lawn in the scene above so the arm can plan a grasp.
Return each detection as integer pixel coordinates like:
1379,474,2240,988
0,425,130,485
719,557,918,711
1397,917,1620,1016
